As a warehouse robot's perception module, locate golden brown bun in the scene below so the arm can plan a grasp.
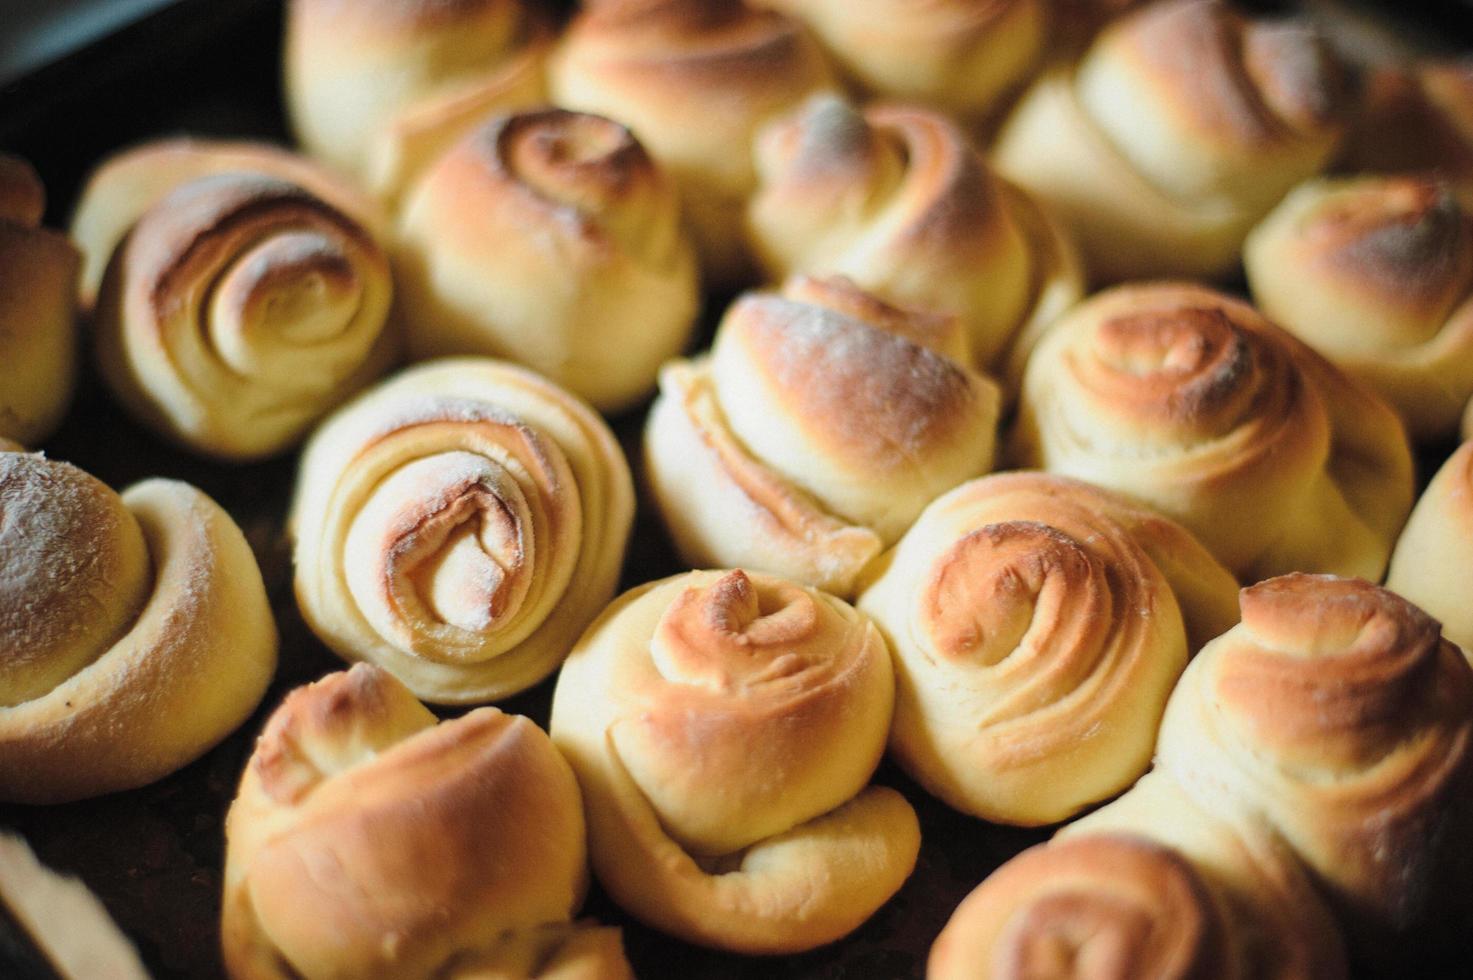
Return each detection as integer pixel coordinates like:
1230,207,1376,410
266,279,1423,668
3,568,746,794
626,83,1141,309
1012,282,1414,582
856,472,1238,825
1344,61,1473,203
396,109,699,412
223,665,629,980
993,0,1351,282
645,276,1000,597
1154,574,1473,941
549,569,918,953
0,154,79,446
291,358,634,705
748,95,1083,376
1247,174,1473,441
0,454,277,804
285,0,548,201
549,0,835,285
1387,440,1473,652
758,0,1046,121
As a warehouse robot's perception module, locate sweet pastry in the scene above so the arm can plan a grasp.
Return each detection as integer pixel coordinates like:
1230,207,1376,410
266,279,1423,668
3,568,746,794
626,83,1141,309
1387,440,1473,652
1343,60,1473,204
223,664,632,979
549,569,919,953
1011,282,1414,582
0,153,79,445
396,109,699,413
645,276,1000,597
1246,174,1473,441
992,0,1351,282
549,0,834,285
748,95,1083,379
284,0,548,202
0,452,277,804
291,358,634,705
758,0,1046,123
856,472,1239,825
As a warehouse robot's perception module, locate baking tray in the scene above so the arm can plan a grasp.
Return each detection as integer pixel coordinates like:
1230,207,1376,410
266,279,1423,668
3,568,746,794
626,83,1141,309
0,2,1468,977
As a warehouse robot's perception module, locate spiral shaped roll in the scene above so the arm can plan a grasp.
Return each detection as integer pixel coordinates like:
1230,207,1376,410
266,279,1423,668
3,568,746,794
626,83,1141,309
93,172,395,459
0,154,79,445
292,358,634,705
759,0,1046,122
549,569,918,953
223,664,632,980
397,109,699,413
0,452,277,804
856,472,1238,825
285,0,549,202
646,276,1000,597
1388,440,1473,653
549,0,835,285
992,0,1351,282
1345,61,1473,205
1154,574,1473,941
1012,283,1414,582
748,96,1083,377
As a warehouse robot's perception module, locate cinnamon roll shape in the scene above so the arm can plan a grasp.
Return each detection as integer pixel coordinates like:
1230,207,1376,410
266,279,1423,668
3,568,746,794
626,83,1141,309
224,664,632,980
1387,440,1473,652
397,109,699,413
856,472,1239,826
291,358,634,705
748,96,1083,378
1153,575,1473,942
645,276,1001,597
992,0,1351,282
0,452,277,804
0,154,79,445
758,0,1046,122
549,0,835,285
1344,60,1473,205
285,0,549,202
1011,283,1414,582
549,569,919,953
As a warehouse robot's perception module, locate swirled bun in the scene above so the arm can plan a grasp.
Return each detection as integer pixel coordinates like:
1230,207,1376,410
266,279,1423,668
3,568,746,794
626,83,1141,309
223,664,631,980
856,472,1238,825
0,452,277,804
92,171,396,460
748,96,1083,377
993,0,1351,282
549,569,918,953
285,0,548,201
1387,440,1473,652
759,0,1046,122
645,276,1000,597
397,109,698,412
291,358,634,705
1247,175,1473,441
1344,60,1473,203
0,154,79,445
549,0,834,285
1011,282,1414,582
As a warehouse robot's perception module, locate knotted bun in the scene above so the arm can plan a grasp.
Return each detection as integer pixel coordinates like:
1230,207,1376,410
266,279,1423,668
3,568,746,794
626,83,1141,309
1387,440,1473,652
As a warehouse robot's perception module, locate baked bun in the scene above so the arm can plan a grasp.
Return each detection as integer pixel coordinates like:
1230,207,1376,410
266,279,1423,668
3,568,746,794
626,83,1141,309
993,0,1351,282
1154,574,1473,942
223,664,631,980
291,358,634,705
396,109,698,413
549,569,918,953
645,276,1000,597
1344,60,1473,203
549,0,834,285
0,154,79,445
1247,174,1473,441
285,0,548,201
1012,282,1414,582
748,95,1083,378
758,0,1046,122
0,452,276,804
1387,440,1473,651
856,472,1238,825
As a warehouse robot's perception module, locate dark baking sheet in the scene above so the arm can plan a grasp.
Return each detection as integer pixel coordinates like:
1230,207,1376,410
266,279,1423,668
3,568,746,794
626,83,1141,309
0,2,1467,977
